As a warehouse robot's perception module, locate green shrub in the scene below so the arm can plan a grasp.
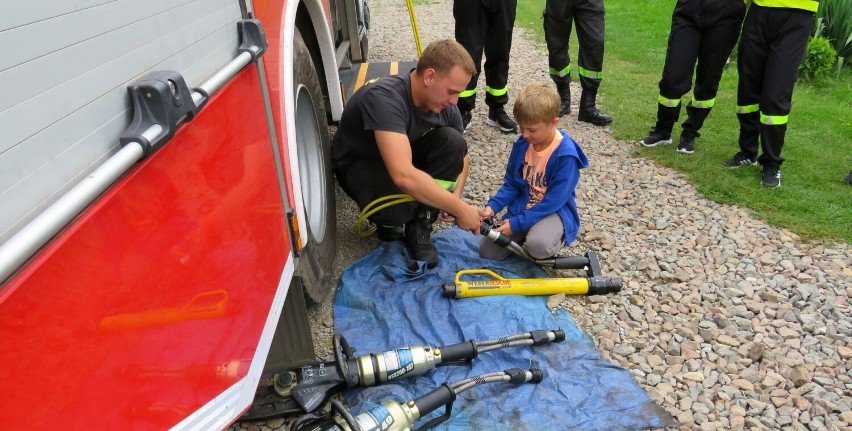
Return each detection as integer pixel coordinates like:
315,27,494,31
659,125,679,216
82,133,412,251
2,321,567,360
801,36,837,80
813,0,852,60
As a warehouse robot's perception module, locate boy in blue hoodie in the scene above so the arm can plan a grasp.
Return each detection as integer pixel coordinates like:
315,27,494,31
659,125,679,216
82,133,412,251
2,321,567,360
480,82,589,260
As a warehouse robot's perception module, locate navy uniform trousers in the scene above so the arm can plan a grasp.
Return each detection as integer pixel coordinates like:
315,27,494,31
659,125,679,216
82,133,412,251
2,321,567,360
736,4,813,168
653,0,746,139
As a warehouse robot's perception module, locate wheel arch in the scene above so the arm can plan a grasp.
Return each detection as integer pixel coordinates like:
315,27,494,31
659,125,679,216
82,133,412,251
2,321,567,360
274,0,341,252
290,0,343,122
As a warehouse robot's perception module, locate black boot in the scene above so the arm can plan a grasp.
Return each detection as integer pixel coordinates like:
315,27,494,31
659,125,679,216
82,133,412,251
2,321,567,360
682,103,712,140
376,224,405,242
639,102,681,147
679,103,706,154
551,75,572,117
405,205,439,268
578,89,612,126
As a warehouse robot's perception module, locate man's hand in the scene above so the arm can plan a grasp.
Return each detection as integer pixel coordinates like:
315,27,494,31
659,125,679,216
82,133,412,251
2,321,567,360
454,203,483,233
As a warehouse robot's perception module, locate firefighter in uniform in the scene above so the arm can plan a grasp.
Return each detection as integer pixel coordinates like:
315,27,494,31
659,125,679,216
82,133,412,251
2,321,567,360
723,0,818,187
543,0,612,126
454,0,518,133
639,0,747,154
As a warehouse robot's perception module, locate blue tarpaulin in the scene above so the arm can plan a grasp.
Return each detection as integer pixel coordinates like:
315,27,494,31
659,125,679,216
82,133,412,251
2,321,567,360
334,227,675,430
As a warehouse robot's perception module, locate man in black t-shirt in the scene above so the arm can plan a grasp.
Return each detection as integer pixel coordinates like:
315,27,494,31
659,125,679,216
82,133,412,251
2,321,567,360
332,39,485,268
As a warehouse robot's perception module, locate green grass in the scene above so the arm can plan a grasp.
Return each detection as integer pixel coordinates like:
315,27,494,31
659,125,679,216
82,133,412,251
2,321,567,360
516,0,852,243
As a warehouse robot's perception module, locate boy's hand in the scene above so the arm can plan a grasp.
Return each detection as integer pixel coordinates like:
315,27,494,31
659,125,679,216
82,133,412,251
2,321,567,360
481,206,495,220
497,219,513,236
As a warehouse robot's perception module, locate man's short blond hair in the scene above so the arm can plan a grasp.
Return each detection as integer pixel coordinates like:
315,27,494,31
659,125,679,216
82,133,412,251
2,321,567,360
513,82,561,126
416,39,476,77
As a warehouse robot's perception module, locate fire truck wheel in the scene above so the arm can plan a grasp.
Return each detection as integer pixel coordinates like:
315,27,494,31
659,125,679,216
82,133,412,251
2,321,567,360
358,0,370,60
293,29,336,304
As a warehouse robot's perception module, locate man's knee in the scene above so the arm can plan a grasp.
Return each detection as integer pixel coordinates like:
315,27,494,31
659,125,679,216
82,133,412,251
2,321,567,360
413,126,468,181
431,126,467,156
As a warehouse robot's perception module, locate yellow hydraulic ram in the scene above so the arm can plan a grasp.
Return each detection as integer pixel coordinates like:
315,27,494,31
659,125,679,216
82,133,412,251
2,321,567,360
443,269,622,298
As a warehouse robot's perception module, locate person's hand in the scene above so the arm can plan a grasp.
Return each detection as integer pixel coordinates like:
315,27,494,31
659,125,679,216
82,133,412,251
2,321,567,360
480,206,495,220
454,203,482,234
496,219,513,236
440,211,455,223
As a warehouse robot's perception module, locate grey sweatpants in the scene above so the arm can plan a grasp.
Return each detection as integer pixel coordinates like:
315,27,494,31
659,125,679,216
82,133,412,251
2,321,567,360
479,213,564,260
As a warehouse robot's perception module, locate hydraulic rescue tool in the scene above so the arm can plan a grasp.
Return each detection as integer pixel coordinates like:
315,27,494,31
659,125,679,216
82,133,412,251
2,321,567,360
480,219,603,271
291,368,544,431
443,267,622,298
446,221,622,298
242,329,564,419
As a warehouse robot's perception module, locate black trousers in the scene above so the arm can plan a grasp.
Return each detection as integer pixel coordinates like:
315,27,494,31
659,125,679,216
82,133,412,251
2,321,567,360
334,127,467,225
454,0,517,111
737,4,812,168
543,0,605,92
654,0,746,136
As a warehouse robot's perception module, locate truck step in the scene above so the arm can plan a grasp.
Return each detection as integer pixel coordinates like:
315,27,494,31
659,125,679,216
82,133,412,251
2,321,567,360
338,60,418,104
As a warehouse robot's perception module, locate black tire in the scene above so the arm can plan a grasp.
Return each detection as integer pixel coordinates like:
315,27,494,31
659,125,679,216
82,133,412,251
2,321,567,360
360,32,369,62
292,29,336,304
358,0,370,61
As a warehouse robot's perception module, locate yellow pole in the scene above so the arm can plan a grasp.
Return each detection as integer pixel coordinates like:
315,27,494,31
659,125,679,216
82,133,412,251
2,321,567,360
443,269,622,298
448,269,591,298
405,0,424,57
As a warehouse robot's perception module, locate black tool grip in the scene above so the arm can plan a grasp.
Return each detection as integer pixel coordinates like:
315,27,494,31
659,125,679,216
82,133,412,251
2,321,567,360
587,277,623,295
291,362,347,412
505,368,544,384
437,340,478,365
548,256,590,269
413,383,456,417
529,368,544,383
442,283,458,297
529,329,565,345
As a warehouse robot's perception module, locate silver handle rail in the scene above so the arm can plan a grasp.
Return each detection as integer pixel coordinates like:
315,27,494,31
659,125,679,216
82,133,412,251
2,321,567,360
0,20,267,285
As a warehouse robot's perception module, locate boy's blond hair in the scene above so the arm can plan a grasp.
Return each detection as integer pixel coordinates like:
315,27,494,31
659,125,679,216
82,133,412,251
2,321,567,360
416,39,476,77
513,82,561,126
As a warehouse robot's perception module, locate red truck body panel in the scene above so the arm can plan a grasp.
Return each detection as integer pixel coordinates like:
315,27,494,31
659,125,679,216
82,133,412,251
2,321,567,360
0,67,290,429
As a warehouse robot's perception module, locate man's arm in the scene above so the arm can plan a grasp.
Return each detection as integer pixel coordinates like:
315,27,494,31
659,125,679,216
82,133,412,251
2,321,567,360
441,154,470,222
453,154,470,200
375,130,481,232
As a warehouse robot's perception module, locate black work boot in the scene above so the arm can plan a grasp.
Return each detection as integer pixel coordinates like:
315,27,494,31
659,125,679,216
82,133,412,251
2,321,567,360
578,90,612,126
404,206,439,268
551,75,572,117
683,103,712,135
485,106,518,133
376,224,405,242
639,102,680,147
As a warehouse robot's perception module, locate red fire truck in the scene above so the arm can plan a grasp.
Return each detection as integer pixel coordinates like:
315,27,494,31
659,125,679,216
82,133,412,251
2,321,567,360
0,0,369,428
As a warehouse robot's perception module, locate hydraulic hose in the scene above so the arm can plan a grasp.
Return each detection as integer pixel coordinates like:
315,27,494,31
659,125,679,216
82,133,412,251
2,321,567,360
355,194,414,237
480,221,591,269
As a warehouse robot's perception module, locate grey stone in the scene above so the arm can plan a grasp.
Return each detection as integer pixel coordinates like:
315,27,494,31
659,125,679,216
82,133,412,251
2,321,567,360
791,365,813,387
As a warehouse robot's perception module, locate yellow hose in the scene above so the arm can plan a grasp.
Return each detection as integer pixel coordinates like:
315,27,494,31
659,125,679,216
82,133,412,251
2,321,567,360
355,194,415,237
406,0,424,57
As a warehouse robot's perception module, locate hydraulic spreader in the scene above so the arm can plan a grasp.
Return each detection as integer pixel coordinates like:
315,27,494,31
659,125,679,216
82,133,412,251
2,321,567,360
243,329,564,419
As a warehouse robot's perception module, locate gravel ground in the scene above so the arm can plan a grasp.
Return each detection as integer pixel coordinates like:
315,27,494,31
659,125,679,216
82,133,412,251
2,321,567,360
232,1,851,430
